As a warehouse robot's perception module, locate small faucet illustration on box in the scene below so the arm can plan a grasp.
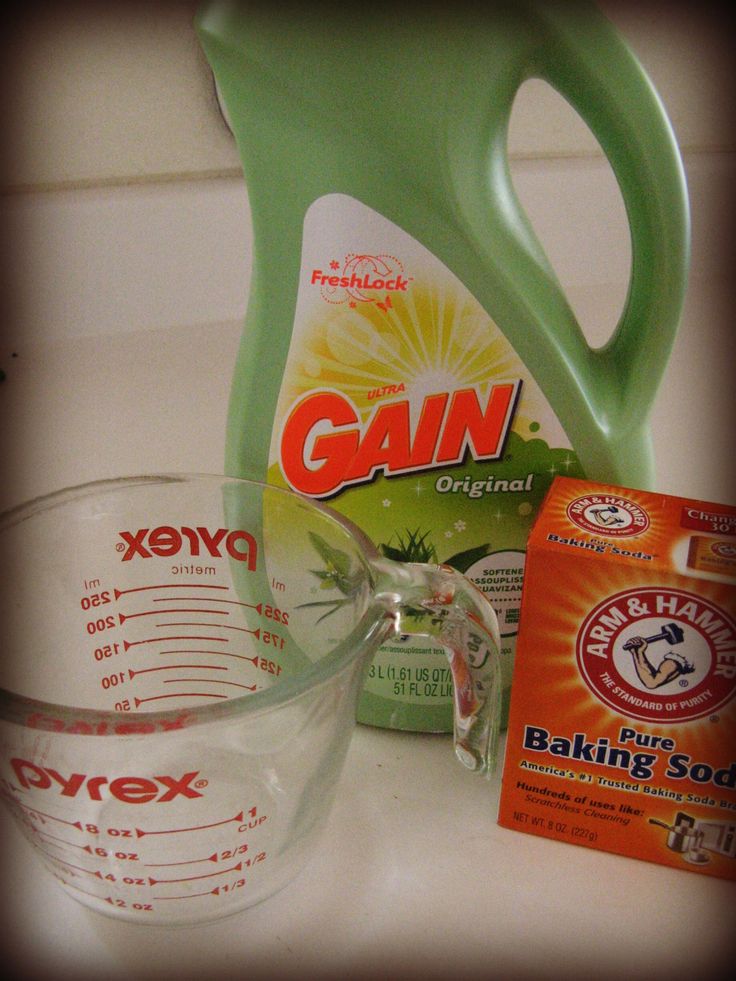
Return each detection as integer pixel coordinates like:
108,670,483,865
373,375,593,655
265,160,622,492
649,812,736,867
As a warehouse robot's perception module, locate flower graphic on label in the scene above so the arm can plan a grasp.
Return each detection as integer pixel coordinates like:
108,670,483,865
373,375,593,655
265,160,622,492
311,253,411,305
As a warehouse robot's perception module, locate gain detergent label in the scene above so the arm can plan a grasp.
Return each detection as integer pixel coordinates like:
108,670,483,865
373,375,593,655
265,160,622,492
269,194,585,730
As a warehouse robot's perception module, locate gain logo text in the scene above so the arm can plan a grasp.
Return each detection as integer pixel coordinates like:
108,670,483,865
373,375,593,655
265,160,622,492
280,383,520,498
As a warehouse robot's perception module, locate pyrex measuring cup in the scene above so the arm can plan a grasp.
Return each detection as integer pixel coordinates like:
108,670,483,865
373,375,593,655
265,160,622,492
0,474,501,925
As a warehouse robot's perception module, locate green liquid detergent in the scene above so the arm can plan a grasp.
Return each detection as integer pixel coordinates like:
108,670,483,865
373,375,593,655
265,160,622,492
196,1,690,731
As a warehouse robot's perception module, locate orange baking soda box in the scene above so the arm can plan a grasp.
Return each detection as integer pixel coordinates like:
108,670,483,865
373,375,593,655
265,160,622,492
498,477,736,879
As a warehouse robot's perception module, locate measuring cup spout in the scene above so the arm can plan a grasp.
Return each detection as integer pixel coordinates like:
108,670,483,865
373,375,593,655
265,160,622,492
370,558,503,776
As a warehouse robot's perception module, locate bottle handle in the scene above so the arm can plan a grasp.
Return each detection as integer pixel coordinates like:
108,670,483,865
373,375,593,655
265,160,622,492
452,2,690,433
371,558,503,776
532,1,690,413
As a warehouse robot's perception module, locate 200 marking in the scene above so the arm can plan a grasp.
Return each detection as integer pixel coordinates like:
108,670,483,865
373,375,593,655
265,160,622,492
86,615,116,635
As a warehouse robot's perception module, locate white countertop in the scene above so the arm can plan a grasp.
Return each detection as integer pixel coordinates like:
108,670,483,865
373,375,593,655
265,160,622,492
1,303,733,980
2,723,733,981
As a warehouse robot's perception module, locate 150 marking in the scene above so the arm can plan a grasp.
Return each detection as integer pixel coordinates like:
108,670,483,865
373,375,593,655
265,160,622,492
94,643,122,661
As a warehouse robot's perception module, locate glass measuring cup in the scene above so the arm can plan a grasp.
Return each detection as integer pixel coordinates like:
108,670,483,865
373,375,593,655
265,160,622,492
0,474,502,925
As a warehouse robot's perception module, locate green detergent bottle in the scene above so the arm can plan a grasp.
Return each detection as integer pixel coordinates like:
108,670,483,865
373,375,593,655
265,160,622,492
196,0,689,731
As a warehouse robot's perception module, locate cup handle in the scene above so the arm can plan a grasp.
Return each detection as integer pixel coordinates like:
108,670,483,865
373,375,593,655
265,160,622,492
371,558,503,776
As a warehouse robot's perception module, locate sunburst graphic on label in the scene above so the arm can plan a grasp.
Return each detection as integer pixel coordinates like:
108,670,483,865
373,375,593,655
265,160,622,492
274,281,547,435
270,279,568,499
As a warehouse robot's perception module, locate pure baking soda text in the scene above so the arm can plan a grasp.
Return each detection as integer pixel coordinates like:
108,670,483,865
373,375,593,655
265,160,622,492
499,478,736,879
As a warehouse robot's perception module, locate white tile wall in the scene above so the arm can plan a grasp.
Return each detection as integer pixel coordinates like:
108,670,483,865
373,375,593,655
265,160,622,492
3,177,251,345
3,3,732,340
3,2,732,190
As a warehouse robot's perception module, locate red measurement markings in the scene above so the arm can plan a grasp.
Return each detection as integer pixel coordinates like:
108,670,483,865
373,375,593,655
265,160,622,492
153,884,239,900
114,584,230,599
102,896,154,911
144,849,239,867
127,663,228,680
148,861,243,886
158,649,260,666
122,623,259,652
152,597,263,613
133,692,228,707
133,673,256,706
161,679,256,692
119,608,230,624
16,801,85,830
135,810,246,838
155,622,261,638
123,635,229,651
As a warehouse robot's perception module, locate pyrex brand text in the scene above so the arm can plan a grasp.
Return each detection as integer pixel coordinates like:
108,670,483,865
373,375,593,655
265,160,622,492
118,526,257,567
11,758,204,804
